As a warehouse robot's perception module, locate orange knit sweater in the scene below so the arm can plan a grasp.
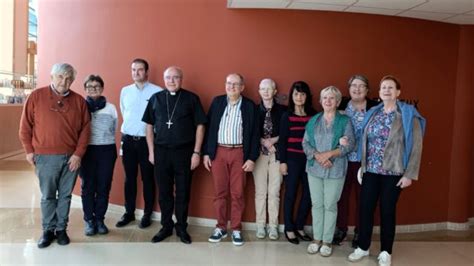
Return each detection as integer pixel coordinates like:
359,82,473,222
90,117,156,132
19,86,91,157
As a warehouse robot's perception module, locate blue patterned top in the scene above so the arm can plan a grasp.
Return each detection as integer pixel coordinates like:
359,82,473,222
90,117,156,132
345,101,366,162
366,109,403,175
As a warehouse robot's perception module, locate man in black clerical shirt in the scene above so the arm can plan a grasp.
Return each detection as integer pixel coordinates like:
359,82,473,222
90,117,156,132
142,66,206,244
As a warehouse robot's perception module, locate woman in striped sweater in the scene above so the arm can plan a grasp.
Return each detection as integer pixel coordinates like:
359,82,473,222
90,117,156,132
80,75,118,236
279,81,316,244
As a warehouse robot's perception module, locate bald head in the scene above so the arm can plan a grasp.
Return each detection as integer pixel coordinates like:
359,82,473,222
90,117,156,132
163,66,183,92
164,66,183,78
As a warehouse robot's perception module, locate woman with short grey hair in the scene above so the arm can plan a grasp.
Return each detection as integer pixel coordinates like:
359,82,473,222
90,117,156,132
79,74,118,236
302,86,354,257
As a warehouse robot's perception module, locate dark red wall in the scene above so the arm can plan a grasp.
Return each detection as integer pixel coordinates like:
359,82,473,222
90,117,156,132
37,0,473,224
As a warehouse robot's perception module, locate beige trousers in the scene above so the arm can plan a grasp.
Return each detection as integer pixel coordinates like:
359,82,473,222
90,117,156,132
252,153,283,227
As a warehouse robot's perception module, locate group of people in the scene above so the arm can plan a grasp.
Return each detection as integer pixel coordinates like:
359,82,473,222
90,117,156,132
19,58,425,266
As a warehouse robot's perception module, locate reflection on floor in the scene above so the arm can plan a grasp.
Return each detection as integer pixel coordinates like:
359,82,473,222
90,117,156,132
0,157,473,265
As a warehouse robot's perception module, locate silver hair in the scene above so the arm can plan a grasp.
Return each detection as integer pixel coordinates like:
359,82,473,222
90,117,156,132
50,63,77,80
320,85,342,105
259,78,276,90
164,66,183,78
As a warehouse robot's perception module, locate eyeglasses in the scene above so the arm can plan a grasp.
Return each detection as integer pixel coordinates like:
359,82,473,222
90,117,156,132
85,85,102,91
350,84,367,89
259,87,275,92
225,82,242,88
164,75,182,81
49,99,69,113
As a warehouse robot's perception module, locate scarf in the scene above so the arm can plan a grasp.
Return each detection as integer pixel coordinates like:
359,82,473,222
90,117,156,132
86,96,107,113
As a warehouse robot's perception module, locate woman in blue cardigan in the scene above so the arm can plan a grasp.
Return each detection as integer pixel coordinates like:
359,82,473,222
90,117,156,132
348,75,425,266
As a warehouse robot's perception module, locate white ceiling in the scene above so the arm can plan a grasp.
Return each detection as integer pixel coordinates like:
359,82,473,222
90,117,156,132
227,0,474,25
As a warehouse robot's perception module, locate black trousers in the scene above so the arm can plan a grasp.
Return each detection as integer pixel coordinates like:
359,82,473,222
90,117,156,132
154,145,193,232
283,158,311,232
121,135,155,217
80,144,117,221
358,172,402,254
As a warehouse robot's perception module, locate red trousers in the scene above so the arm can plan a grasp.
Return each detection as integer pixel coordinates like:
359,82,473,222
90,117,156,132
211,146,246,230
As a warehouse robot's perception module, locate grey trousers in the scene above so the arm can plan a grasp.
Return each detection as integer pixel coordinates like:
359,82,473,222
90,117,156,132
35,154,78,231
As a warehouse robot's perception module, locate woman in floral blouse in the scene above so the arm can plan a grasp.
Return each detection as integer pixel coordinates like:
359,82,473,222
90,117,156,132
348,75,425,266
333,75,378,247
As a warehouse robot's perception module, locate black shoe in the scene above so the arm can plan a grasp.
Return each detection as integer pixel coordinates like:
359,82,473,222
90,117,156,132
96,220,109,235
352,229,359,248
295,230,312,241
176,230,192,244
37,230,55,249
55,230,70,245
151,228,173,243
84,220,97,236
284,231,299,245
115,214,135,228
138,215,151,229
332,228,347,245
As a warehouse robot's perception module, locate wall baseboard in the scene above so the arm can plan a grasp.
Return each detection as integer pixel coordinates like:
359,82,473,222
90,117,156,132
0,149,24,160
72,195,474,234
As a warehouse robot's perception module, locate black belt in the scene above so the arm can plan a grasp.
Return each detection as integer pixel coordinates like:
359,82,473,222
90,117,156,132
218,144,243,148
122,134,146,141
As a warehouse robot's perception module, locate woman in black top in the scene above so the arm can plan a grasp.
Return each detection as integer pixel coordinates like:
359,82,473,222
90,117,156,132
279,81,316,244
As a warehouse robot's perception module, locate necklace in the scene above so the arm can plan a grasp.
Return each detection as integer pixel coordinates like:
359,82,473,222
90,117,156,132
166,91,181,129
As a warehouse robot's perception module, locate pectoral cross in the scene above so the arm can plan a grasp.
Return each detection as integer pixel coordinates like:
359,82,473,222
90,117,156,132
166,120,173,129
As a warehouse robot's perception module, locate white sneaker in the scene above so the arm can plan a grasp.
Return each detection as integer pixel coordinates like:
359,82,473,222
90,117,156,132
307,242,320,254
268,226,279,240
256,226,266,239
348,247,369,262
320,245,333,257
378,251,391,266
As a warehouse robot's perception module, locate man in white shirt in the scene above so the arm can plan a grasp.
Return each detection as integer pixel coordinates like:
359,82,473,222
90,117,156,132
117,58,162,228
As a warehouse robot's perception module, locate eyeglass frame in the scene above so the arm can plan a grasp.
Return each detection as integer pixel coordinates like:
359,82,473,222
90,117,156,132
225,82,243,88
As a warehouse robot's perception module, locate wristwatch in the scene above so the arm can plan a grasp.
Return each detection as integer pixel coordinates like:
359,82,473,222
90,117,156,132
193,151,201,156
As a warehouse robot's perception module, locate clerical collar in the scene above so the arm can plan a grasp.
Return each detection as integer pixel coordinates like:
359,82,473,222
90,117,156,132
50,84,70,97
168,89,181,96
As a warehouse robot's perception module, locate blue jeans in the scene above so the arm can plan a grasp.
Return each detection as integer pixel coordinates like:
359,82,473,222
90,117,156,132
80,144,117,222
35,154,78,231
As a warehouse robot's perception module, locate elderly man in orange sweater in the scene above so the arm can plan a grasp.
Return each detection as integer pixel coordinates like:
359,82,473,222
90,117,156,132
19,63,91,249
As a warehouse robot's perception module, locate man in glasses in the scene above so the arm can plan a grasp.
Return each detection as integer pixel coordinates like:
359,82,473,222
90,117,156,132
19,63,91,248
203,73,259,246
116,58,162,229
142,66,206,244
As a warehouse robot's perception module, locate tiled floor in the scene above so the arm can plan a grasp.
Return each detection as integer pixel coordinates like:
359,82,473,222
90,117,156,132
0,157,473,265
